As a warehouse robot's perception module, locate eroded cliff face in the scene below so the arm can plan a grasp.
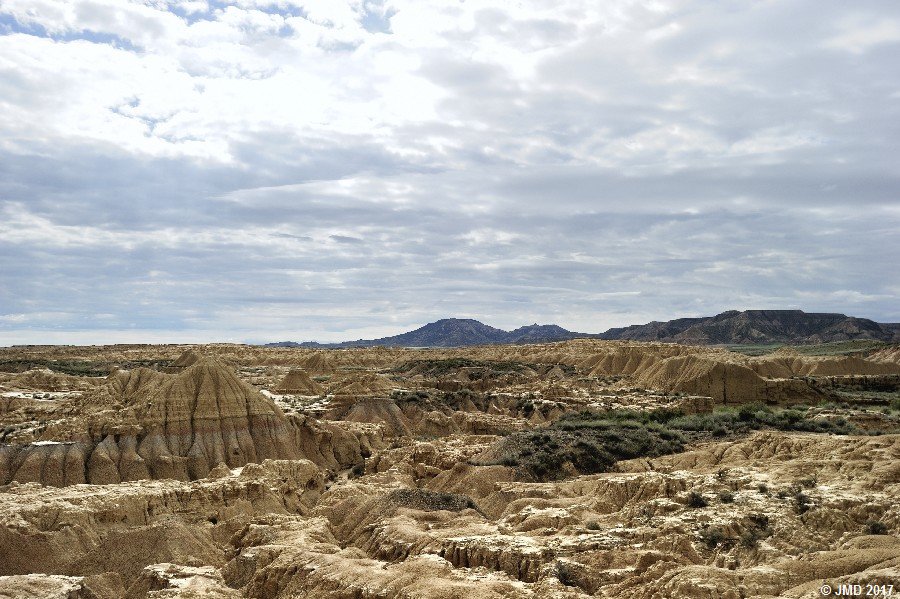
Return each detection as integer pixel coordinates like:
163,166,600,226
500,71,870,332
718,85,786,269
0,357,366,487
1,340,899,598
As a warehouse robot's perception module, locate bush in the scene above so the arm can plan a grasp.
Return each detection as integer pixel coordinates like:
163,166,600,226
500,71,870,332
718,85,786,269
866,520,889,535
687,491,708,508
794,491,812,514
719,490,735,504
758,483,769,495
492,413,686,481
699,525,727,549
668,403,863,436
585,520,601,531
555,560,580,587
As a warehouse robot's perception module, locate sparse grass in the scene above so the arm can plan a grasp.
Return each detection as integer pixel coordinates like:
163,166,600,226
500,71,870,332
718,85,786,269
0,359,110,377
725,344,783,356
727,340,889,357
394,358,531,376
384,489,483,515
667,403,862,436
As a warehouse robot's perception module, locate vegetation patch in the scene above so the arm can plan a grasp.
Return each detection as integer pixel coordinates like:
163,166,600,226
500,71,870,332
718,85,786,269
395,358,533,376
666,403,864,436
740,514,773,548
687,491,709,508
0,359,111,377
866,520,889,535
383,489,484,516
699,525,729,549
727,340,890,357
477,402,881,482
479,410,685,480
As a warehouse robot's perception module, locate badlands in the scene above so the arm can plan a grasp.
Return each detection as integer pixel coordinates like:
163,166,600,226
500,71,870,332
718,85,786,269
0,340,899,598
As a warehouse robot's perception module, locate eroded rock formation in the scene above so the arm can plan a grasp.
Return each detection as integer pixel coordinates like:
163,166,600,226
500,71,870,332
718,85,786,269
2,340,900,598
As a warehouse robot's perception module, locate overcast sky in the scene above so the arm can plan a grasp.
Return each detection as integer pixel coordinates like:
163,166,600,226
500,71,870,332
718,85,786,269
1,0,899,344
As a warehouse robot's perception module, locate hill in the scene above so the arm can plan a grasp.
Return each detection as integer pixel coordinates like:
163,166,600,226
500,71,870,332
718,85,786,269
598,310,900,345
265,311,900,349
265,319,594,348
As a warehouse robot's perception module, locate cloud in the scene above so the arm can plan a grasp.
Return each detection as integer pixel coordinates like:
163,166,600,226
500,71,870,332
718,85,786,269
1,0,899,344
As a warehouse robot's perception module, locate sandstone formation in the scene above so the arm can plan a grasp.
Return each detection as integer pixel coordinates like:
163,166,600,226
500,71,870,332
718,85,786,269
0,357,364,486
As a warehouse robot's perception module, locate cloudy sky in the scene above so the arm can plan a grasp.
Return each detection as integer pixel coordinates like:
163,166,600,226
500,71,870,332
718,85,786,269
1,0,899,344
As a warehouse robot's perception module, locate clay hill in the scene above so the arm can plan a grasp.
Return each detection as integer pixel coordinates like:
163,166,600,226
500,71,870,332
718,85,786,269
266,311,900,349
0,355,366,486
2,340,900,598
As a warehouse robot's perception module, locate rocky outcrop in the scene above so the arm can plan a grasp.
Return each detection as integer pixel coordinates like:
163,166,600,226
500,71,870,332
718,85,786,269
0,460,322,589
0,358,364,486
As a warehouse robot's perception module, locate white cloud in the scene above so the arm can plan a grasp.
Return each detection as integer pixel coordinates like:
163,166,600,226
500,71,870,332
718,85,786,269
824,16,900,54
1,0,899,343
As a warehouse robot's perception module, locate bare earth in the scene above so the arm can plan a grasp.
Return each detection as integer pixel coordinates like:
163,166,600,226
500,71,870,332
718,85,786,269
1,340,899,598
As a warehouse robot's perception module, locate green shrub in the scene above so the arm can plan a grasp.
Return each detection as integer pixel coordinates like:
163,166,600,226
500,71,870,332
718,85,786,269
667,403,863,436
794,491,812,514
687,491,708,508
799,476,817,489
491,412,686,481
555,560,580,587
866,520,889,535
699,525,727,548
739,513,773,548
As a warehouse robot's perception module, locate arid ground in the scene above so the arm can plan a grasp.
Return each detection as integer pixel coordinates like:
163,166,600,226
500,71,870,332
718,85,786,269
1,340,899,598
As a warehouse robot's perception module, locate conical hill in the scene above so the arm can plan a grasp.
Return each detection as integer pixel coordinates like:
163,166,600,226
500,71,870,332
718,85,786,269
275,369,324,395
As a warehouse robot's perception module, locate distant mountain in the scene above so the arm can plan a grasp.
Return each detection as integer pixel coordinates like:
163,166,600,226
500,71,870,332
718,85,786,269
264,318,594,348
598,310,900,345
263,310,900,348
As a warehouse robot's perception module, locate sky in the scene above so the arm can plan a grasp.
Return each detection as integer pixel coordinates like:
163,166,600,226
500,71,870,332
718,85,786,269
1,0,899,345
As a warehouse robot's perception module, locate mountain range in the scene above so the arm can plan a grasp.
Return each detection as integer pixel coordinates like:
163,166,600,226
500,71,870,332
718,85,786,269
265,310,900,348
266,319,586,348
